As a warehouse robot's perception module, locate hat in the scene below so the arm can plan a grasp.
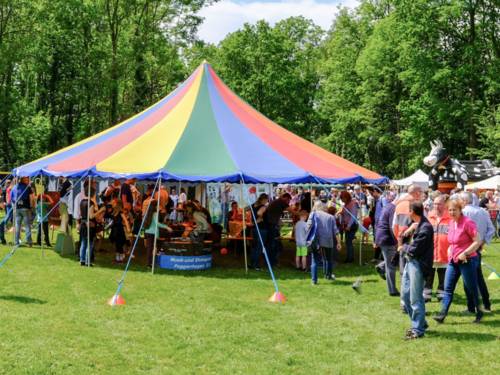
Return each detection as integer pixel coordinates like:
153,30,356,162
353,185,361,190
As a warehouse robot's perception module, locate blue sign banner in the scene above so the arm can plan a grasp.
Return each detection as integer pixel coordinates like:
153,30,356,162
157,254,212,270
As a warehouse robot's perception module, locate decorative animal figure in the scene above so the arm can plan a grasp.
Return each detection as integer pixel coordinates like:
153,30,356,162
423,140,468,190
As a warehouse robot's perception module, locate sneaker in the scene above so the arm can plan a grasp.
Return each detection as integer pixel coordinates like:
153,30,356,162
80,262,86,266
473,311,484,324
404,330,424,340
389,292,400,297
433,312,446,324
375,266,386,280
461,309,475,315
253,267,262,271
482,308,492,314
311,281,318,285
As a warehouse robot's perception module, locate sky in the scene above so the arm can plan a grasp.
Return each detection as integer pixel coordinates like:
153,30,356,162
197,0,360,44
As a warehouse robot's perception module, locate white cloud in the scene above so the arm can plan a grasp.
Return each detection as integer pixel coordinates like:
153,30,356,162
198,0,360,44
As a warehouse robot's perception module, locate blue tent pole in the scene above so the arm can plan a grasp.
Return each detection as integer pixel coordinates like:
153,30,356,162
111,175,161,302
240,174,280,294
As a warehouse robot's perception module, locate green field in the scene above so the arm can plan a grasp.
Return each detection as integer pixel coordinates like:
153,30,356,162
0,239,499,374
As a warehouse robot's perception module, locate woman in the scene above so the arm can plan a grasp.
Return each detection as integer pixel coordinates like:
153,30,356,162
250,193,269,270
109,200,131,264
338,191,359,263
434,199,483,324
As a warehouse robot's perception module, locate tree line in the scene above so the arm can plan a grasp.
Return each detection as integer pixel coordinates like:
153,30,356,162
0,0,498,178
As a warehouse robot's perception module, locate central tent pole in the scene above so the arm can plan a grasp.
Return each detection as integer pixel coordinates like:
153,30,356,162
152,177,162,275
240,181,248,273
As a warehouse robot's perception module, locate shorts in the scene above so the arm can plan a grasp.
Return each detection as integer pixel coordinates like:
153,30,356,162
296,246,308,257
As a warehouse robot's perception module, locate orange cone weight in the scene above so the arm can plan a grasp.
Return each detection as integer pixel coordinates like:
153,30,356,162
268,291,286,304
108,294,126,306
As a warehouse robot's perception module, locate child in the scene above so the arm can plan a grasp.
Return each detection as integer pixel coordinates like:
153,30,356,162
294,210,308,271
144,201,172,267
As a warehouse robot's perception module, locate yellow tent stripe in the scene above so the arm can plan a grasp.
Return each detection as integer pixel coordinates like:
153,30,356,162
96,69,203,173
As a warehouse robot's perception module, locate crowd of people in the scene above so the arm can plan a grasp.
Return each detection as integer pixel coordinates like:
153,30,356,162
0,175,499,339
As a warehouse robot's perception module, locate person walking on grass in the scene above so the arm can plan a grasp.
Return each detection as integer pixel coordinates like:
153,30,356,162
434,199,483,324
424,194,450,303
307,201,341,284
460,192,495,314
398,201,434,340
375,192,399,296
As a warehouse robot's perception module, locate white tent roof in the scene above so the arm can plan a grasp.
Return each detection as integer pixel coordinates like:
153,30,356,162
465,174,500,190
392,169,429,187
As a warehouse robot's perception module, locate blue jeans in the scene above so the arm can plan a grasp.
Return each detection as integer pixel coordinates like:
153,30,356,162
401,259,427,335
0,204,13,242
311,247,337,283
441,256,480,315
251,226,267,269
79,236,94,265
465,251,490,311
15,208,32,246
345,225,357,262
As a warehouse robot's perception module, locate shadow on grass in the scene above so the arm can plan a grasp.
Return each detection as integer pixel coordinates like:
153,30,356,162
426,330,498,341
54,240,385,283
0,295,46,304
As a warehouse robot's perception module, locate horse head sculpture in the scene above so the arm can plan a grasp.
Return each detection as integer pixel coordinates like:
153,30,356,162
423,140,468,190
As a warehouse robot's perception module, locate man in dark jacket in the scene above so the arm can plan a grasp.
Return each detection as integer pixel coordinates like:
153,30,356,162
398,201,434,339
375,198,398,296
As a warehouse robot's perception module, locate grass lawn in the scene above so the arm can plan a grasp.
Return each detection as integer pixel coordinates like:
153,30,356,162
0,238,499,374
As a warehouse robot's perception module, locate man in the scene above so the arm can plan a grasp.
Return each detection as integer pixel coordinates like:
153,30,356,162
368,185,383,261
398,201,434,339
353,185,367,217
460,192,495,313
11,177,36,247
263,193,292,267
425,195,450,302
375,191,398,296
392,184,423,311
307,201,341,284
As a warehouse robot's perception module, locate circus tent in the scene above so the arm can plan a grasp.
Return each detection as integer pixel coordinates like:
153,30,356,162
14,62,387,184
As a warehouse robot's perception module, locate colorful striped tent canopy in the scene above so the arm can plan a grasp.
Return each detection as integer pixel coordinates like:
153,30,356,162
14,62,387,184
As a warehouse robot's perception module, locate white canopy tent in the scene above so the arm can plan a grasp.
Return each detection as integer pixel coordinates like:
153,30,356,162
392,169,429,189
465,174,500,190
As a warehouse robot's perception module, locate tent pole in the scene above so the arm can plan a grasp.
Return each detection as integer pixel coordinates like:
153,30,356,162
86,176,91,267
240,181,248,273
40,179,44,259
12,176,17,246
152,177,162,275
